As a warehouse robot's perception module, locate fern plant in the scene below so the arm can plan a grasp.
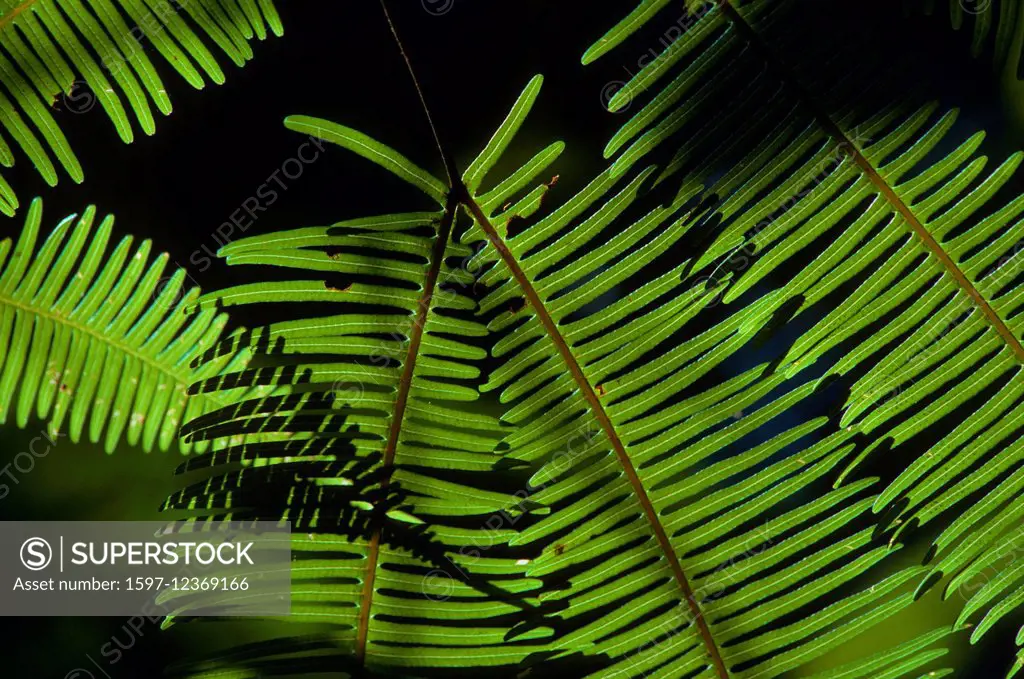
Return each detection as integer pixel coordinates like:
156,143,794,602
161,89,564,674
162,109,958,679
5,0,1024,677
149,0,1024,675
0,0,281,214
0,198,250,452
577,0,1024,673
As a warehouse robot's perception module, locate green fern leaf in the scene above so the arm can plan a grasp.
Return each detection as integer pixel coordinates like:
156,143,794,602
0,0,282,213
457,83,950,679
152,0,1024,674
0,197,249,452
158,58,959,678
574,0,1024,669
159,83,566,674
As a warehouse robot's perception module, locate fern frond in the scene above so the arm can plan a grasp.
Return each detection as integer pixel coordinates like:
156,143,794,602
158,0,1011,674
457,71,952,679
162,83,560,675
576,0,1024,667
0,197,249,452
164,55,962,677
0,0,281,212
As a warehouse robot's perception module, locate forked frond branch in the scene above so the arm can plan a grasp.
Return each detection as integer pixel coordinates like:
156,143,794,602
373,2,731,675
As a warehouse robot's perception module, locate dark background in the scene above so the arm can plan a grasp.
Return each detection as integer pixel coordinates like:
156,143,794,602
0,1,1019,676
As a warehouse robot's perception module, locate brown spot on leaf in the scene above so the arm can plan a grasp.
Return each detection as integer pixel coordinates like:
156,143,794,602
324,282,352,293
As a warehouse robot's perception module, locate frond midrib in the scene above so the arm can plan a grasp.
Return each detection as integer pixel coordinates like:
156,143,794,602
717,0,1024,361
0,0,41,32
354,192,459,663
0,286,231,412
459,185,731,679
